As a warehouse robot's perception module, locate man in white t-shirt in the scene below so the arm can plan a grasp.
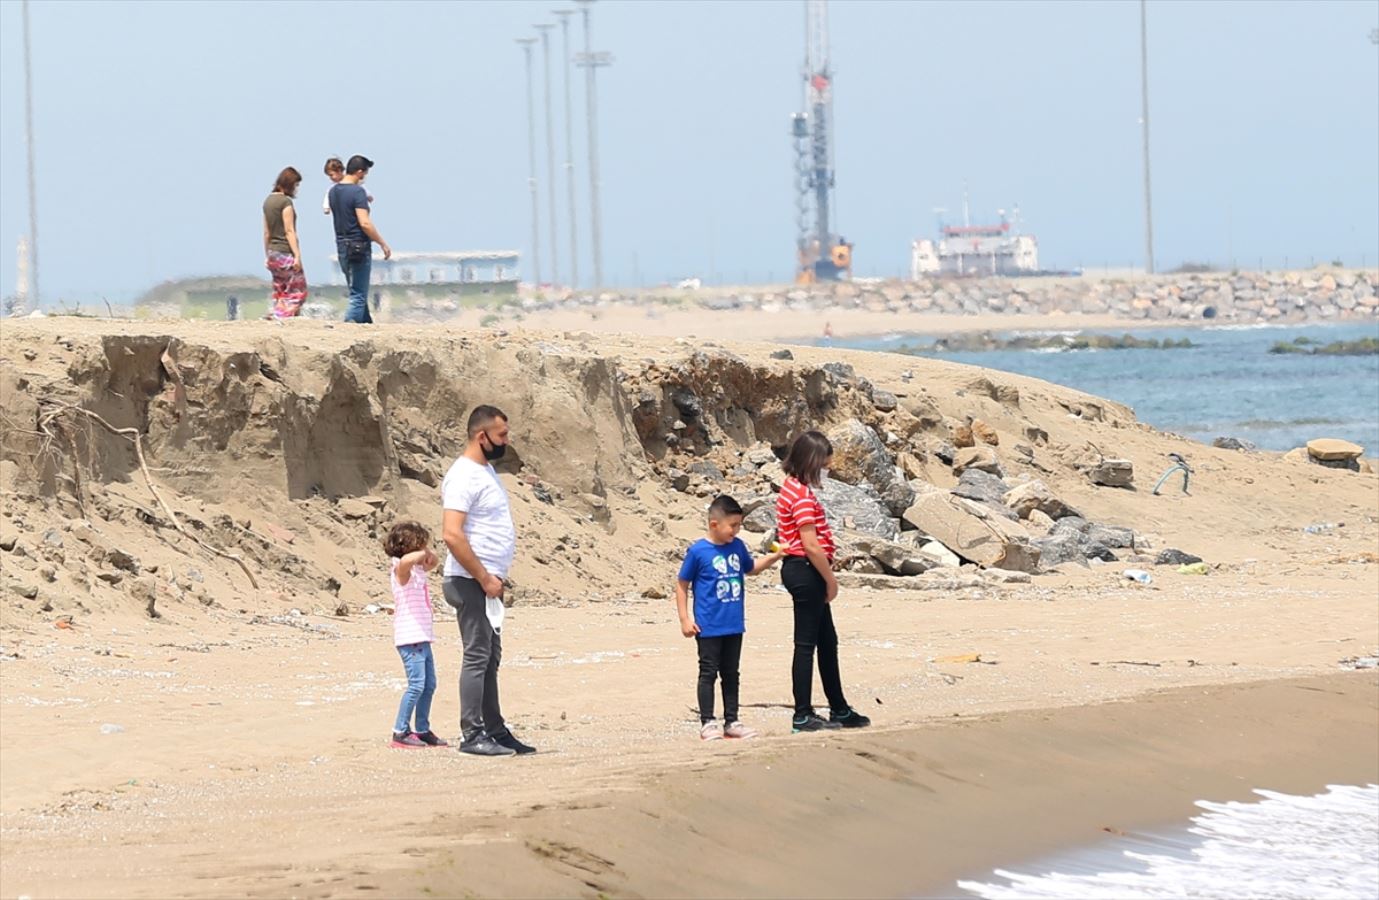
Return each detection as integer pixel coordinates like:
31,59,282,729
440,405,534,757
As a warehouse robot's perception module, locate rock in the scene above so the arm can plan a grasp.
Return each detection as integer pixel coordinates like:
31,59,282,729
0,535,16,552
641,586,668,600
667,468,691,492
836,571,983,592
105,549,140,573
952,446,1002,476
38,565,56,583
817,478,900,542
334,601,350,616
337,498,375,520
840,556,885,574
1085,524,1136,549
769,348,794,360
1026,509,1055,533
821,362,856,384
10,581,38,599
917,540,962,568
262,522,297,545
933,442,956,466
971,419,1000,446
825,420,914,515
952,469,1013,511
687,460,725,482
981,569,1031,585
952,424,975,448
1155,548,1202,566
359,495,388,510
1031,527,1086,567
872,390,898,413
743,504,776,533
745,447,776,467
128,576,159,618
1282,447,1310,464
1003,479,1076,520
901,492,1040,572
1307,438,1364,461
967,376,1021,407
42,528,63,548
1088,459,1134,488
1212,437,1254,451
844,532,939,576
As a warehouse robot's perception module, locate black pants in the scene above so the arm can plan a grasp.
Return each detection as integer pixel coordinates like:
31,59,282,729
696,634,743,724
782,556,849,718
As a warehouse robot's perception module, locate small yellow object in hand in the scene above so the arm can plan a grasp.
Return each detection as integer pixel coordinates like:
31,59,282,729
768,541,782,553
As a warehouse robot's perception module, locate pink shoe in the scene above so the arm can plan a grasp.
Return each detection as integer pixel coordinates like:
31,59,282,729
391,731,426,748
700,721,724,741
724,721,758,740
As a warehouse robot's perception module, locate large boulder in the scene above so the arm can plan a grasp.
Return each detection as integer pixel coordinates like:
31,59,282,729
818,477,900,542
1305,438,1363,462
841,531,940,576
1003,479,1076,520
900,492,1040,573
1088,459,1134,488
826,419,914,515
952,446,1002,476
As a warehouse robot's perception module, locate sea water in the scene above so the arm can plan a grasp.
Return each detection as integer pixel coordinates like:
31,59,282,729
828,322,1379,452
956,783,1379,899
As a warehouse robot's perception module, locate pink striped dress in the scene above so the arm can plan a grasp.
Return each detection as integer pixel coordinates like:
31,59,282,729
391,559,434,647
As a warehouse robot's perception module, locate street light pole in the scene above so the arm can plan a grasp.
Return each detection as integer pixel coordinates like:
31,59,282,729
21,0,40,313
554,9,580,289
535,23,560,288
1139,0,1156,276
516,37,542,289
575,0,612,289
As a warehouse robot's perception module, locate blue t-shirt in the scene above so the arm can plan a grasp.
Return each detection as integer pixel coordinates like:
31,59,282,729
328,183,369,243
678,537,754,638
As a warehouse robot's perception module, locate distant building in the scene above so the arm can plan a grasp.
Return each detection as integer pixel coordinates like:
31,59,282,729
911,213,1039,278
326,250,520,289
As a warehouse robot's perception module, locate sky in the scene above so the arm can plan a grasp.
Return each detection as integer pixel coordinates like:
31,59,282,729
0,0,1376,304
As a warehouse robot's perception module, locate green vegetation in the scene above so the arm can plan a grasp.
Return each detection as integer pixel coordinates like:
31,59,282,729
1269,336,1379,356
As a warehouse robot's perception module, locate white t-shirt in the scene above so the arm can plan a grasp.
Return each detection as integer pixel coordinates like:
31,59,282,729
441,457,516,579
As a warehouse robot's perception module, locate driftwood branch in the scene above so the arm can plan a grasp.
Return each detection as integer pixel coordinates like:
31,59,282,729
37,402,258,590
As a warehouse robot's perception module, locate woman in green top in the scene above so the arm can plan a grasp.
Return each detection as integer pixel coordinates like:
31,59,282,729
263,167,307,319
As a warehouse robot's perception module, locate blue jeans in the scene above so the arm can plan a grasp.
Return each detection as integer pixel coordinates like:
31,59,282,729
339,242,373,323
394,642,436,734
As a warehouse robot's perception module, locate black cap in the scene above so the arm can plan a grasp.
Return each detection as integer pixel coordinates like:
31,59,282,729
345,155,374,174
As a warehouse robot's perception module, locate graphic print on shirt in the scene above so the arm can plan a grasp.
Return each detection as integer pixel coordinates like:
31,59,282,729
678,538,756,638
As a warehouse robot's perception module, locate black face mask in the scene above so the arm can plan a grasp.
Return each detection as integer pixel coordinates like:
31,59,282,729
481,431,507,462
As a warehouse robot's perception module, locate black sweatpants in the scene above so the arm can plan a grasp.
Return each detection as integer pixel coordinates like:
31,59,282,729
696,633,743,724
781,556,849,718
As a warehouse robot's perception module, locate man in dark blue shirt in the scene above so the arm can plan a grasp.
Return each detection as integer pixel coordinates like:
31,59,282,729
328,155,392,324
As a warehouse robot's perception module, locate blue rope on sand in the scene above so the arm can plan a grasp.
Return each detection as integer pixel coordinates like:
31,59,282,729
1152,453,1192,495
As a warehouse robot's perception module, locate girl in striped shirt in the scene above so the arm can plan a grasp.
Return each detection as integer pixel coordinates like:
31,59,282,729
776,431,872,734
384,522,447,749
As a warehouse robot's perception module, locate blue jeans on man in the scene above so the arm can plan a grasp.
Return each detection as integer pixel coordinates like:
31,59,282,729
394,642,436,734
339,242,374,324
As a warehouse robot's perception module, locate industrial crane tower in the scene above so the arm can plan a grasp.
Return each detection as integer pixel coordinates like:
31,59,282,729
791,0,852,284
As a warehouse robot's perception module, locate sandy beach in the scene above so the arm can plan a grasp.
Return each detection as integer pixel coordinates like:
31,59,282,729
2,317,1376,898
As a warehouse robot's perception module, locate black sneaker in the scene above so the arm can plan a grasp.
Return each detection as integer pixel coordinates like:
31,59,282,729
414,730,450,747
830,708,872,728
792,713,843,733
458,734,517,757
491,729,537,755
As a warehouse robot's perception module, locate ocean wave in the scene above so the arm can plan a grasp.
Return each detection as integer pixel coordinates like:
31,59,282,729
958,783,1379,900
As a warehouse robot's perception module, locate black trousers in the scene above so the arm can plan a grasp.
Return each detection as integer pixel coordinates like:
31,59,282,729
696,633,743,724
782,556,849,718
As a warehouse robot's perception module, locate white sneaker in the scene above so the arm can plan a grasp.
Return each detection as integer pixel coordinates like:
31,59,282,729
724,721,758,740
700,721,724,741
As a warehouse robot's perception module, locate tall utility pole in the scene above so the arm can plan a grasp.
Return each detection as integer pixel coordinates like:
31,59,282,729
516,37,542,288
534,23,560,287
575,0,612,289
553,9,580,289
21,0,40,313
1139,0,1155,276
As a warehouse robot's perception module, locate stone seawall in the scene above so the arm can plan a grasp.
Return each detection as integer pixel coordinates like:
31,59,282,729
533,269,1379,326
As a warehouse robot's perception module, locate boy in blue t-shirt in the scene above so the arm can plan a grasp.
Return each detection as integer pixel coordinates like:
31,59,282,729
675,494,784,741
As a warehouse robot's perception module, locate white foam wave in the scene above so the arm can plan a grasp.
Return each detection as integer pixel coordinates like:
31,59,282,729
958,783,1379,899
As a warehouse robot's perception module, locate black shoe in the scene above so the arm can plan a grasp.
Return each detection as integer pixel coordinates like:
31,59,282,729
413,730,450,747
792,713,843,733
458,734,517,757
830,708,872,729
491,729,537,755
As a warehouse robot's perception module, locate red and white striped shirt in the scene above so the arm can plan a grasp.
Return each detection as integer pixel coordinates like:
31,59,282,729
776,476,836,561
391,558,434,647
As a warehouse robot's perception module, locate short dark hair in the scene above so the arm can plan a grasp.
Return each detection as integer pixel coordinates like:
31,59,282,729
466,404,508,438
272,166,302,196
383,520,430,559
783,430,833,486
345,155,374,175
708,495,743,520
324,157,344,175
